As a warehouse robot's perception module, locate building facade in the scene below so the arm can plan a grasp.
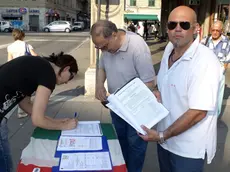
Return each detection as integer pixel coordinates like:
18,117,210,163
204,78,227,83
0,0,88,31
124,0,161,21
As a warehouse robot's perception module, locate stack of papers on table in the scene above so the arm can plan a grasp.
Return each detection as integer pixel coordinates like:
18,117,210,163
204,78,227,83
61,121,103,136
53,120,113,171
58,152,112,171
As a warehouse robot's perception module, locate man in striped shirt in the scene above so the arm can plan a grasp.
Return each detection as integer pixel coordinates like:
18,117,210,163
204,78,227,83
201,20,230,116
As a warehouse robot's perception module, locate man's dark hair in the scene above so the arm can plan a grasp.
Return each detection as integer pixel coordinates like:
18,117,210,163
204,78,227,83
44,52,78,75
90,20,118,38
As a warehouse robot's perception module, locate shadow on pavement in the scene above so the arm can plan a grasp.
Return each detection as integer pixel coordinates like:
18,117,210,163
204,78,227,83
219,85,230,119
205,120,229,172
146,39,167,46
151,46,166,56
55,85,85,97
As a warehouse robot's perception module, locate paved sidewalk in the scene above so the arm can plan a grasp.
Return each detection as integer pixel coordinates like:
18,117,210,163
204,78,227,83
8,38,230,172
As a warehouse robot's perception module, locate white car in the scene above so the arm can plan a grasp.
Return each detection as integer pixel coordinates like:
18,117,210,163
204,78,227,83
0,21,13,32
72,21,85,31
43,21,72,33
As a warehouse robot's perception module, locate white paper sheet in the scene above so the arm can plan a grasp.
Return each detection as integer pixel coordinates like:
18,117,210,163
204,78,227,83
57,136,102,151
107,78,169,135
61,121,102,136
59,152,112,171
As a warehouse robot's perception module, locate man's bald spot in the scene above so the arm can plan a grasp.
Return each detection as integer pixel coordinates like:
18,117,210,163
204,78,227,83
91,26,104,37
168,6,197,23
90,20,118,38
212,20,223,30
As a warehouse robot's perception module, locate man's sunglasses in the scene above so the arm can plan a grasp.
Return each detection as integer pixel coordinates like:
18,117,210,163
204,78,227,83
167,21,191,30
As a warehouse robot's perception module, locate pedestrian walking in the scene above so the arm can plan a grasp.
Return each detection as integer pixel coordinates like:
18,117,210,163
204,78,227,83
7,29,38,118
90,20,156,172
139,6,221,172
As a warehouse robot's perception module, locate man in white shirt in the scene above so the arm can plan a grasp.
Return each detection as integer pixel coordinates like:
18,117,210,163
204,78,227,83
139,6,221,172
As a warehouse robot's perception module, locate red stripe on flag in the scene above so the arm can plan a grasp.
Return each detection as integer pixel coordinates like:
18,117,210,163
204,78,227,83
113,164,127,172
17,161,52,172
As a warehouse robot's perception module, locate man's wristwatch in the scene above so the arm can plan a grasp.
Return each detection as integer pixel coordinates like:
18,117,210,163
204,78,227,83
158,131,165,144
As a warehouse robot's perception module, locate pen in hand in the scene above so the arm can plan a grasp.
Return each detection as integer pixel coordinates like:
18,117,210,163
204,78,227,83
74,112,79,119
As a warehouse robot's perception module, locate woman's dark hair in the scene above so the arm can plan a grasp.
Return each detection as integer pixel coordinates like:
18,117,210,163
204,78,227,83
44,52,78,75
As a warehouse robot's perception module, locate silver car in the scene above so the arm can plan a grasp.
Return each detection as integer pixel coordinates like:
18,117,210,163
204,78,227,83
43,21,72,33
72,21,85,31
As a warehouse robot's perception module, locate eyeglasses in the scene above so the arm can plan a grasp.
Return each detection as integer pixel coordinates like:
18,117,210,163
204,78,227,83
69,70,74,81
167,21,191,30
94,38,111,50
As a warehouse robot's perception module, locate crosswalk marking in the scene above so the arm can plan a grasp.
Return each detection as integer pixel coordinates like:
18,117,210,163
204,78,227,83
0,39,32,50
29,39,81,42
0,39,86,50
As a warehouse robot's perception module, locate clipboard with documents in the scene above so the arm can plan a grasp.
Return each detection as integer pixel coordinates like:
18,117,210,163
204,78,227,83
52,151,113,172
106,77,169,135
54,136,109,157
53,120,113,171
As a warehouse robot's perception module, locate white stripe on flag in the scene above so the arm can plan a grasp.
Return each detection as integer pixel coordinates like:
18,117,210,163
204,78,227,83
108,140,126,166
21,138,59,167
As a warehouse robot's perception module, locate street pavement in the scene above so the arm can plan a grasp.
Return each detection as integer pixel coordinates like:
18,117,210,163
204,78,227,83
0,31,89,65
1,33,230,172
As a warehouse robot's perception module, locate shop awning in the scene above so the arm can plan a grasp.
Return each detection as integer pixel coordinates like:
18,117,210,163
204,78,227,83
124,14,158,21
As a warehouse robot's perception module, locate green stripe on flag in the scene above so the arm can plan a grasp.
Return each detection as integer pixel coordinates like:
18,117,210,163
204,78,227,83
32,128,61,140
101,123,117,140
32,123,117,140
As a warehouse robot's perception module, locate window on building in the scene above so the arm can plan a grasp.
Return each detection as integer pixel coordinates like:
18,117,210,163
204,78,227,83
130,0,136,6
148,0,155,6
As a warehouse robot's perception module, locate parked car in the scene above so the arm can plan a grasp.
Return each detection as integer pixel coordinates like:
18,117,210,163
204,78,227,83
0,21,13,32
72,21,85,31
43,21,72,33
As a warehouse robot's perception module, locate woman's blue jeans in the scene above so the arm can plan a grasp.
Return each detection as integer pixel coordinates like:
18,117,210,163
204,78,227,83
0,118,13,172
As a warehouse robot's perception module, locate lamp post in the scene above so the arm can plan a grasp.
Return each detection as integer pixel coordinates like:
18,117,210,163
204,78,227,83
96,0,101,92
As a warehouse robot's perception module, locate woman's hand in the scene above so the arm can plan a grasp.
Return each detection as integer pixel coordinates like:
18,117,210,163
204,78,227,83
62,118,78,130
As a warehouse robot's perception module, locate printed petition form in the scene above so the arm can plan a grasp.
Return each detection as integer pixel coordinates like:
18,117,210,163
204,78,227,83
107,78,169,135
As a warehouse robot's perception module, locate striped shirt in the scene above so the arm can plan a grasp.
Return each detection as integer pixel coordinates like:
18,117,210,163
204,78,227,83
201,35,230,63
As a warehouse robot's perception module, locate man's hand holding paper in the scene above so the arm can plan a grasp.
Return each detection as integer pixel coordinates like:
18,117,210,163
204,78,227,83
138,125,160,142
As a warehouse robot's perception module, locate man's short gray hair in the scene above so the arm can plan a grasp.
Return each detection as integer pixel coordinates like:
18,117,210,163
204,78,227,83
90,20,118,38
212,20,223,30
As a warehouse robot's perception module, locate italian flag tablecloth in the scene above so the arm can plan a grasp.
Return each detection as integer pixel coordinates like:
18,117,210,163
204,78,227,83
17,123,126,172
